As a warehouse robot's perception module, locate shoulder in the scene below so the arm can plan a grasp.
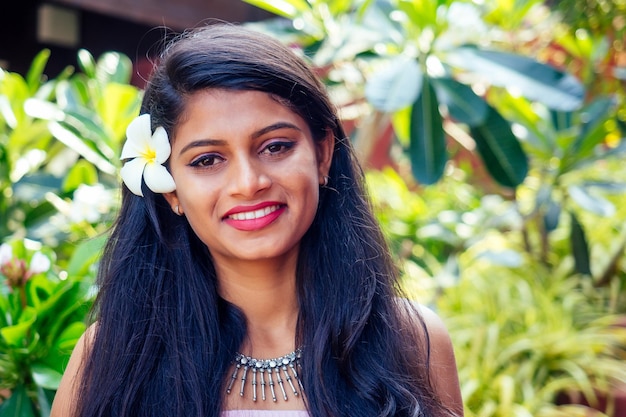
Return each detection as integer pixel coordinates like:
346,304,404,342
403,300,464,416
50,323,97,417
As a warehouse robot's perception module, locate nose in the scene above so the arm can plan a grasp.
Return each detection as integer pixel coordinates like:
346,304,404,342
227,154,271,197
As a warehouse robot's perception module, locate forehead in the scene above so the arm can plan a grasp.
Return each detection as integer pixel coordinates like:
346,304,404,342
172,89,310,142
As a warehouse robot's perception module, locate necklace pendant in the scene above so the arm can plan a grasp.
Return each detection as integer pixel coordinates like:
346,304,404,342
227,348,303,403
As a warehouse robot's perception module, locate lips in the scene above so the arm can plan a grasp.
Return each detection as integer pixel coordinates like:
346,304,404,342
226,204,282,221
223,202,286,231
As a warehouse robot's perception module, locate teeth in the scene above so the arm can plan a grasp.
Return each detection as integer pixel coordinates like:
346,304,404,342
229,205,280,221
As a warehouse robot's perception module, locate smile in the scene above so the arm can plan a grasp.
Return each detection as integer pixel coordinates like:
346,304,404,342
226,204,282,221
223,203,287,232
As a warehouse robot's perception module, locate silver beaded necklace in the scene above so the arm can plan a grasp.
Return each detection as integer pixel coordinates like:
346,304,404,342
226,348,303,403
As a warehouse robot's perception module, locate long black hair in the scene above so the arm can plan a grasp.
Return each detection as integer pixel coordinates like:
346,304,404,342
76,23,453,417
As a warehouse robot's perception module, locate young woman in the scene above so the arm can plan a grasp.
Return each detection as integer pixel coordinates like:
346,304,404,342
51,24,463,417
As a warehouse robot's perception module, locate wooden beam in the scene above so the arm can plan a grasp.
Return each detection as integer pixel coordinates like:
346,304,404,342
53,0,272,30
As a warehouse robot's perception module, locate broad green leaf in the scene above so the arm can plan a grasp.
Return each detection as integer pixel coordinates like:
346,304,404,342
571,97,615,157
25,49,50,95
95,52,133,85
0,307,36,347
325,0,355,15
470,106,528,188
476,250,523,267
26,274,55,309
409,76,446,184
77,49,96,79
35,385,53,417
96,83,142,144
543,198,561,233
67,234,107,277
550,110,574,132
62,159,99,192
569,211,591,276
47,121,116,175
0,384,36,417
446,47,585,112
396,0,439,29
391,106,411,147
0,95,17,129
60,110,116,159
23,98,63,122
0,72,30,125
31,364,63,390
567,185,615,217
365,56,422,112
54,321,87,351
242,0,310,19
432,77,488,126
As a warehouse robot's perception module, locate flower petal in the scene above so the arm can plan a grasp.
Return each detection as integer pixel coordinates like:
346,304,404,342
120,158,147,196
152,126,172,164
121,114,152,160
144,163,176,194
0,243,12,265
29,252,51,275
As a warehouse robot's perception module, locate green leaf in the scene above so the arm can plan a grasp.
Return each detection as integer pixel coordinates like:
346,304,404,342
567,185,615,217
25,49,51,95
446,47,585,111
572,97,615,156
396,0,439,29
67,234,107,277
543,197,561,233
77,49,96,79
409,76,447,185
96,83,141,145
0,307,37,347
569,211,591,276
470,106,528,188
432,77,488,126
242,0,310,19
62,159,99,192
47,121,116,175
35,385,53,417
365,56,422,112
0,384,36,417
95,52,133,85
31,364,63,390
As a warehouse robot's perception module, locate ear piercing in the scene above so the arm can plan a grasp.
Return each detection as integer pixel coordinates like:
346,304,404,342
322,176,330,187
174,205,183,216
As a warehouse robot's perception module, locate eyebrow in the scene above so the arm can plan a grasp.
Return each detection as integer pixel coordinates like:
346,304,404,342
178,122,303,156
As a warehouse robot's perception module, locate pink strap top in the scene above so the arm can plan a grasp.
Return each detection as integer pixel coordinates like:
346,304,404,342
221,411,309,417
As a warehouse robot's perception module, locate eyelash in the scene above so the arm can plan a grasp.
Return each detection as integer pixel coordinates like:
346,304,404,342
189,154,224,168
260,141,295,155
188,141,295,168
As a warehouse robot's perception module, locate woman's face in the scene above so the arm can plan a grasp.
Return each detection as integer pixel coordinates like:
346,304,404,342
165,89,333,266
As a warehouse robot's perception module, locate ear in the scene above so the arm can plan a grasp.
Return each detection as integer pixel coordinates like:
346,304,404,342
163,191,183,216
317,130,335,183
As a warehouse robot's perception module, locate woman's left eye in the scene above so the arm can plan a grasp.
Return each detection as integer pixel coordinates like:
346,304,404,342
260,141,294,155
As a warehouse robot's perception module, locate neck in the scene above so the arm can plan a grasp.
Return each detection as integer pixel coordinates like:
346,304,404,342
214,254,299,357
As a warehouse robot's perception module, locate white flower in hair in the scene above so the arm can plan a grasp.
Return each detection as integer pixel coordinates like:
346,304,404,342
120,113,176,197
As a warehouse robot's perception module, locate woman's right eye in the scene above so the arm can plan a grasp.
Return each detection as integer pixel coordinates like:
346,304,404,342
189,154,224,168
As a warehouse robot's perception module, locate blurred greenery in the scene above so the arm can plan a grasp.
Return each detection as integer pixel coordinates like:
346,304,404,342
0,48,140,415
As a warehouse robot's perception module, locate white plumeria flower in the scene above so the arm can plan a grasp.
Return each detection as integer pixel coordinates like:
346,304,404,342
120,113,176,197
0,243,12,265
70,184,113,223
29,251,51,275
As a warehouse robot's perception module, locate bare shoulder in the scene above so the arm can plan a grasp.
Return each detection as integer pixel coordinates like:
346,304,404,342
403,300,465,416
50,323,97,417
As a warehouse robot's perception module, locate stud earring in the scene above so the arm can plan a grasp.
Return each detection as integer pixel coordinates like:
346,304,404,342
174,205,183,216
321,175,330,187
